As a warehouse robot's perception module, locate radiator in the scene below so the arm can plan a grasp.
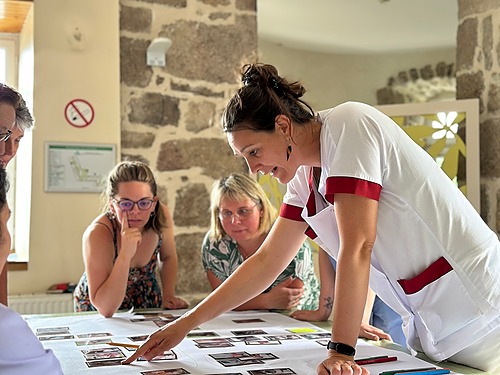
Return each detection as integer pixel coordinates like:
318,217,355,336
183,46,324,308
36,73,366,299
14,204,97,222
8,293,74,314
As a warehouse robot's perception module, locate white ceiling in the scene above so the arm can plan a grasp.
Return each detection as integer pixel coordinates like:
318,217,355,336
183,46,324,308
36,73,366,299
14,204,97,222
257,0,458,54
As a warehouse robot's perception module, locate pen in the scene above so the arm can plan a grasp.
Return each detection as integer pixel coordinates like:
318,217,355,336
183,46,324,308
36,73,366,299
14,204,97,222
380,367,436,375
355,355,397,365
356,355,389,361
393,369,450,375
107,341,140,349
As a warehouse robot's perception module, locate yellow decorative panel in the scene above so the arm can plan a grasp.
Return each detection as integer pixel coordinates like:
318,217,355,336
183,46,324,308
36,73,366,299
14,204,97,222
377,99,480,212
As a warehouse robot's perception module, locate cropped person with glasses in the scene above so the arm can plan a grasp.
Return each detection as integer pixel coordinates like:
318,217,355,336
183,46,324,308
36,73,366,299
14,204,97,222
0,86,63,373
74,161,188,316
0,83,35,307
201,173,320,311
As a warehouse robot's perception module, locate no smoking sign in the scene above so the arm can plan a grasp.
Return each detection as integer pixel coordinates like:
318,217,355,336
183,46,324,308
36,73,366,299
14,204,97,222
64,99,94,128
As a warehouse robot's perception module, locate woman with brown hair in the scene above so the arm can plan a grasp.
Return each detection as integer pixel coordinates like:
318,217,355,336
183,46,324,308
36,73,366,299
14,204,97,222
74,161,187,317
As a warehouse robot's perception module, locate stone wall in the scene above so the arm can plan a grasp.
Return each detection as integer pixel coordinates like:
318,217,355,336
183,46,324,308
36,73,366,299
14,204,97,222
119,0,256,302
376,62,456,104
456,0,500,235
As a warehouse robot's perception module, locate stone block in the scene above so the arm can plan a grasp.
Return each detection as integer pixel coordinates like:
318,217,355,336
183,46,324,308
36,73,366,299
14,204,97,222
174,182,211,227
121,130,155,148
128,92,180,127
480,118,500,177
482,16,493,70
419,65,434,80
120,37,153,87
487,79,500,112
136,0,186,6
186,101,216,133
456,71,484,113
156,138,247,178
236,0,256,11
458,0,500,18
171,81,224,98
376,87,404,105
120,4,152,33
200,0,230,6
158,16,257,84
456,18,478,71
175,232,212,295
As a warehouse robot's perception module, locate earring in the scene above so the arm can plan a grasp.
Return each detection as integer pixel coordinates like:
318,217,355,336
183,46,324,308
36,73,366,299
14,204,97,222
150,211,156,218
106,211,116,220
286,145,292,161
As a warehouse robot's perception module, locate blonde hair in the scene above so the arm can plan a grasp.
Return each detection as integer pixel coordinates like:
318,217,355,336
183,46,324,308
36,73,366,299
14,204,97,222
209,173,277,241
102,161,167,234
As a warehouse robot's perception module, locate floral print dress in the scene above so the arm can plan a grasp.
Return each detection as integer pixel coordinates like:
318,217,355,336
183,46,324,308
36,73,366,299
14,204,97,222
73,219,163,312
201,232,320,310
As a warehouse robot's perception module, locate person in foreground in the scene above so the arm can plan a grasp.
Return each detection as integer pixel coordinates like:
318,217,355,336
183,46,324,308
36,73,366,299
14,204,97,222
0,169,63,374
292,249,406,347
203,172,319,311
124,63,500,374
74,161,188,317
0,83,33,306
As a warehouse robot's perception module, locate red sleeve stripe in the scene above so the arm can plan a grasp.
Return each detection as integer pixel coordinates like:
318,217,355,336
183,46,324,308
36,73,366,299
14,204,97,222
397,257,453,295
325,176,382,204
279,203,305,222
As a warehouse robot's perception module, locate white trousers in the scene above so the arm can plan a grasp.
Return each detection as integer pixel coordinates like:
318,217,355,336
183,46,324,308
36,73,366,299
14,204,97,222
447,325,500,374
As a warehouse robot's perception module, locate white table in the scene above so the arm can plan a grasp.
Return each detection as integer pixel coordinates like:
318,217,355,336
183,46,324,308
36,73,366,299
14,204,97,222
25,309,468,375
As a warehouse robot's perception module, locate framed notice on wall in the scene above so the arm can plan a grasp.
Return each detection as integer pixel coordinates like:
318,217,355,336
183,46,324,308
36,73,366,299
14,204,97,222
44,142,116,193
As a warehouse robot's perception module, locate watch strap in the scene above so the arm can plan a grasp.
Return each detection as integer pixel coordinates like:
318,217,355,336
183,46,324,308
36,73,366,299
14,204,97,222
326,341,356,356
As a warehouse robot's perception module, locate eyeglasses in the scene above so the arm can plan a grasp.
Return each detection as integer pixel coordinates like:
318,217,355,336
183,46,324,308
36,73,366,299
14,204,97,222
219,204,258,222
113,198,155,211
0,129,12,142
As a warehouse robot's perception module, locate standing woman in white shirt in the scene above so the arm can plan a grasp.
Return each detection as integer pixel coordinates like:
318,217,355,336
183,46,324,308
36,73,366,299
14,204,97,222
125,63,500,375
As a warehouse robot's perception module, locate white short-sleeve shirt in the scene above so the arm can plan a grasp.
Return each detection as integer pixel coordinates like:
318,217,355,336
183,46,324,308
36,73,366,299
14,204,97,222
281,101,500,360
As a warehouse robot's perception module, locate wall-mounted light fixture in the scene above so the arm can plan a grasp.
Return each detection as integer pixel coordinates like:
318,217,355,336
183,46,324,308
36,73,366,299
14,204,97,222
146,37,172,67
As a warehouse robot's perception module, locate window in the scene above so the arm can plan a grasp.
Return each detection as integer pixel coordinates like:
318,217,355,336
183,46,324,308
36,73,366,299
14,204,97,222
0,35,17,83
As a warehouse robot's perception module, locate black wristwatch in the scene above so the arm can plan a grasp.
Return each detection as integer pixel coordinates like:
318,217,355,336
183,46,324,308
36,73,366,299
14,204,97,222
327,341,356,356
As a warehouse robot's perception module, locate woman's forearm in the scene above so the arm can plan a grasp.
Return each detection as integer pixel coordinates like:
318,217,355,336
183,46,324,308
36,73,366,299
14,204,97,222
91,255,131,316
233,292,270,310
317,249,335,318
332,249,371,347
187,252,277,324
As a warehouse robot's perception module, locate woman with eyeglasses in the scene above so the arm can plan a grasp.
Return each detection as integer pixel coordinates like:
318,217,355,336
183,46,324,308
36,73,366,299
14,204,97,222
74,161,188,317
0,83,34,307
202,173,319,311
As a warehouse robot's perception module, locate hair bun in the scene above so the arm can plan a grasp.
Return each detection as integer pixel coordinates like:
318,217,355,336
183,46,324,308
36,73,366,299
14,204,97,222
241,66,259,86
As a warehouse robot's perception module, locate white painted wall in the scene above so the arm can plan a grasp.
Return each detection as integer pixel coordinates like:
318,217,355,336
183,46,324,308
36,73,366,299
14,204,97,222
9,0,120,294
